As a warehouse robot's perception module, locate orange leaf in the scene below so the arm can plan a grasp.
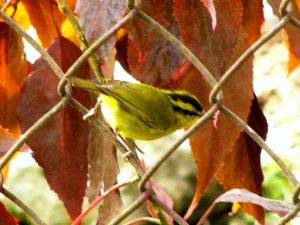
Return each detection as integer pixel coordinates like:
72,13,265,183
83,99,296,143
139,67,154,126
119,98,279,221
282,30,300,74
2,2,31,30
268,0,300,75
241,0,264,45
22,0,63,47
215,96,267,224
0,22,29,137
172,0,260,219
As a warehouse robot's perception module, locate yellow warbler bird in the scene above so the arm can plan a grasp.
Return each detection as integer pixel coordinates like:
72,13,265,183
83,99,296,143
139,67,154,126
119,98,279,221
71,77,204,141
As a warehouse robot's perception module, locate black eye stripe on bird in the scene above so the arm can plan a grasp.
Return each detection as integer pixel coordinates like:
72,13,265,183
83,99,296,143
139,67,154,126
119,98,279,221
166,92,203,112
171,104,202,117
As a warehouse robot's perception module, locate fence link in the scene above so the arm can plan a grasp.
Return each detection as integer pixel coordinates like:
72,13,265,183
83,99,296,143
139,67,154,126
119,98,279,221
0,0,300,224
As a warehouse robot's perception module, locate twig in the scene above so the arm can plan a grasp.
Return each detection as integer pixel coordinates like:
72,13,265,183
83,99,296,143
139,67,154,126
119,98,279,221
219,105,298,187
278,201,300,225
293,184,300,203
72,177,139,225
150,195,189,225
123,217,160,225
108,189,151,225
1,186,47,225
139,103,219,191
57,0,103,80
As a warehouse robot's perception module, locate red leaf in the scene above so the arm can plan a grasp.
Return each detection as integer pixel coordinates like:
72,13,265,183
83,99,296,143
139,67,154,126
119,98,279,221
18,37,90,220
0,202,18,225
127,0,185,86
22,0,63,47
76,0,126,77
0,22,29,137
146,179,174,223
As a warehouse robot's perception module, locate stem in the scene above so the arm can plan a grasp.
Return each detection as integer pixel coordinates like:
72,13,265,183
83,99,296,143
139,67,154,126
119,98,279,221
150,195,188,225
278,201,300,225
1,187,47,225
72,177,138,225
108,189,151,225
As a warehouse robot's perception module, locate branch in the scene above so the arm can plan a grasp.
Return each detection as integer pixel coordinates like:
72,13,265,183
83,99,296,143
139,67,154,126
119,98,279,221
72,177,139,225
57,0,104,80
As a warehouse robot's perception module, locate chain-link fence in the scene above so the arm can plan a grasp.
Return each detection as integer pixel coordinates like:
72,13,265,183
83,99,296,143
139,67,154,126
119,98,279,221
0,0,300,224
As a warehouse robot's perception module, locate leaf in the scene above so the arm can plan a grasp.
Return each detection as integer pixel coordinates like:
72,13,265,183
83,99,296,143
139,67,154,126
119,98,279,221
268,0,300,74
198,188,299,224
75,2,125,221
115,29,130,73
146,179,174,224
76,0,126,77
0,202,18,225
18,37,90,220
172,0,262,219
282,30,300,74
86,110,122,225
241,0,264,45
0,22,29,137
22,0,63,47
2,2,31,30
0,126,29,180
127,0,185,86
0,126,28,157
215,96,267,224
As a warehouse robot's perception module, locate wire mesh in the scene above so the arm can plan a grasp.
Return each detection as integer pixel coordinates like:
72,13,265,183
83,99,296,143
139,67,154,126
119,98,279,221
0,0,300,224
